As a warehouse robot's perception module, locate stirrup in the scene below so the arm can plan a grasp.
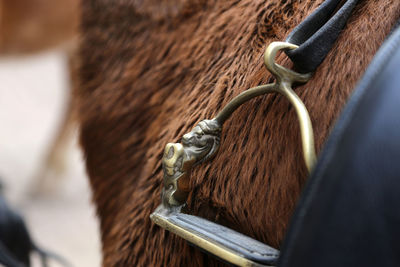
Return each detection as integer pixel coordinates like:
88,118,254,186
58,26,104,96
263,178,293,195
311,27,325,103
150,42,316,266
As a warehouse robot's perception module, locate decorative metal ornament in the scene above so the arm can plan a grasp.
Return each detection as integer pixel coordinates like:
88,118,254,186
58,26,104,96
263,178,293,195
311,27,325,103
161,119,221,208
151,42,316,266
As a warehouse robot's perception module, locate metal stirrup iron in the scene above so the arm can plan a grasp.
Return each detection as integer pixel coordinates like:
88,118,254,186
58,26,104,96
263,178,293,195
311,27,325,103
150,42,316,267
150,0,361,264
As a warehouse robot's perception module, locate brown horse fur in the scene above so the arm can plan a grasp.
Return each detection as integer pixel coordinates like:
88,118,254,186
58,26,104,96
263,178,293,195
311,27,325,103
0,0,79,54
75,0,400,266
0,0,81,194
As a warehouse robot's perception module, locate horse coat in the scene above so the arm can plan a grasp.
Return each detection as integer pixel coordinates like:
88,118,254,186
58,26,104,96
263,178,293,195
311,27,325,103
75,0,400,265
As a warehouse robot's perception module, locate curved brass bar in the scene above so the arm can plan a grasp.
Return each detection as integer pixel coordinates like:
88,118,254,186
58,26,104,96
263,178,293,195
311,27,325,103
277,82,316,172
215,81,315,172
214,83,279,125
216,42,315,171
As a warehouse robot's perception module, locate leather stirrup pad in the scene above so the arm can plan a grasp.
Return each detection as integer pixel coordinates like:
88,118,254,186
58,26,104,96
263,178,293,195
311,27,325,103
285,0,360,73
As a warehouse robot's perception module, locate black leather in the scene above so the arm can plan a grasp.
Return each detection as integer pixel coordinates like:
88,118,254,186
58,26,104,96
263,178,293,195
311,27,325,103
278,24,400,267
153,210,279,265
285,0,360,73
0,185,68,267
0,191,33,267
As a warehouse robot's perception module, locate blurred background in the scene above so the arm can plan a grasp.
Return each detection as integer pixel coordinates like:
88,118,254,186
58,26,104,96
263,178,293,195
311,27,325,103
0,0,101,266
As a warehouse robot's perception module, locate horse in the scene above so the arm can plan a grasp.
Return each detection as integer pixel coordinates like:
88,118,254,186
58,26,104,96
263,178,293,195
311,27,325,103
75,0,400,265
0,0,79,54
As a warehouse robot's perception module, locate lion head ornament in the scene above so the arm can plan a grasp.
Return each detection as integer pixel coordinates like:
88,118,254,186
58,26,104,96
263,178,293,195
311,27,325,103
162,119,221,208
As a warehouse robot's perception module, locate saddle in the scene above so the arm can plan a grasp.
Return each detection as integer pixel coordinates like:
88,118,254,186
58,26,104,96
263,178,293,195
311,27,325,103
151,0,400,266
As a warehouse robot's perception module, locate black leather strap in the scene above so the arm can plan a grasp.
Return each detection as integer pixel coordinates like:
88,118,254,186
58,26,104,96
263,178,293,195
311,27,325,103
285,0,361,73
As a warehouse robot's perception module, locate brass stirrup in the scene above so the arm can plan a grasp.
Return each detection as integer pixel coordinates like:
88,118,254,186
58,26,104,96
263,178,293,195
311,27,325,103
150,42,316,267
